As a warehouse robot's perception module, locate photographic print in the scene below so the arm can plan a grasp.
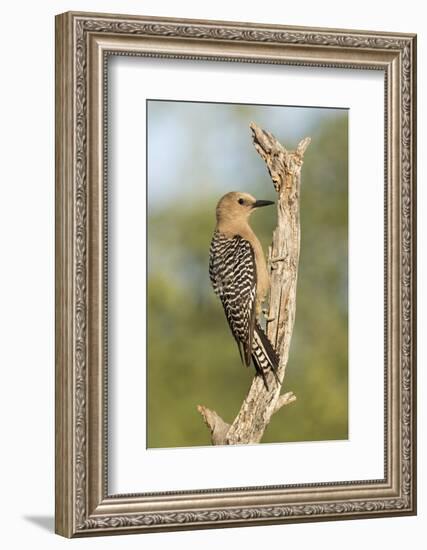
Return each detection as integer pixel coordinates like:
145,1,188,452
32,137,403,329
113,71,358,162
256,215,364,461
147,100,348,448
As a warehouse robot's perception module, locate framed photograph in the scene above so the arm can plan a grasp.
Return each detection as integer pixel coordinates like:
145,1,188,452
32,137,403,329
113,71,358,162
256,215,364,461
55,11,417,537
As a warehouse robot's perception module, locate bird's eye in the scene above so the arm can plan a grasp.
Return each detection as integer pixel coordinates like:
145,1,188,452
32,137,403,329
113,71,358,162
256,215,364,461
238,198,245,205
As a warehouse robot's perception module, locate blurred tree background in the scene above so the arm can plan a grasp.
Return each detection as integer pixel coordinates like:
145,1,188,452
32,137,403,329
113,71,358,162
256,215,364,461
147,100,348,448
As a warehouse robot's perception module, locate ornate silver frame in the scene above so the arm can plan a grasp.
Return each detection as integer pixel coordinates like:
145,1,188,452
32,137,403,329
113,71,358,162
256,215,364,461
55,11,417,537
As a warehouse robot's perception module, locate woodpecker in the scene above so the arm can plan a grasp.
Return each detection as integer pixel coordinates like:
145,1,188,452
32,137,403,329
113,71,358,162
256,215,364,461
209,191,280,389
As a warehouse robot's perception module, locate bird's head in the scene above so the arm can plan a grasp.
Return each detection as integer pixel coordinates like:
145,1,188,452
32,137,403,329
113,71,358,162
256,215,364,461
215,191,274,224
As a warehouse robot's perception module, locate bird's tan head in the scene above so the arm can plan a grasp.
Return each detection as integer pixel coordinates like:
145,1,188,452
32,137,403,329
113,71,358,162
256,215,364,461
216,191,274,225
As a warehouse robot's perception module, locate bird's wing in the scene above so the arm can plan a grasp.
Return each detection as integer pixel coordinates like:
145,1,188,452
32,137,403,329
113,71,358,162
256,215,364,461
209,233,257,366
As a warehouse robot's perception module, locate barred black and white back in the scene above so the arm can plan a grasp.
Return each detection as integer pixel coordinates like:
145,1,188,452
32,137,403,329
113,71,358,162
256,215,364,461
209,230,279,388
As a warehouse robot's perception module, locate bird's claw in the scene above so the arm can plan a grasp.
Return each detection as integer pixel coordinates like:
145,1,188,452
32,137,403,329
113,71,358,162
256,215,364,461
270,256,286,270
262,308,275,323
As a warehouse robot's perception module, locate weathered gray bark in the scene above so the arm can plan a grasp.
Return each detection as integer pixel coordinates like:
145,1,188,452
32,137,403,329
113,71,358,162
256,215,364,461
198,123,310,445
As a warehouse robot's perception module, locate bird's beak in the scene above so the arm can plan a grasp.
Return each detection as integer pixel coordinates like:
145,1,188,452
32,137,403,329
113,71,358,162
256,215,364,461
253,199,275,208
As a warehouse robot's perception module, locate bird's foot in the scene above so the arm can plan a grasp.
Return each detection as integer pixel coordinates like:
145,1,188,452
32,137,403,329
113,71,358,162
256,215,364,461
270,255,286,270
262,308,275,323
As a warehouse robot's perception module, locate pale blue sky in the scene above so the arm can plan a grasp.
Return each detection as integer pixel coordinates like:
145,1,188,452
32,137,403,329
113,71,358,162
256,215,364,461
147,100,347,210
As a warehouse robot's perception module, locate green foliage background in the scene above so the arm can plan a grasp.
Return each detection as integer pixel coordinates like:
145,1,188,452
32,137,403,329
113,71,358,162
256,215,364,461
147,101,348,447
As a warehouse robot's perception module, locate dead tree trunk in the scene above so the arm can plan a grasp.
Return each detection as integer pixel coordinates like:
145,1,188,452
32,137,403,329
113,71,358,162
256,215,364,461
198,123,310,445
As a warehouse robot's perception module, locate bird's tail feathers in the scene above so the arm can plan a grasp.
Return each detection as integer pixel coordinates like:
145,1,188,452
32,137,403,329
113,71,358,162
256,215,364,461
251,323,280,390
